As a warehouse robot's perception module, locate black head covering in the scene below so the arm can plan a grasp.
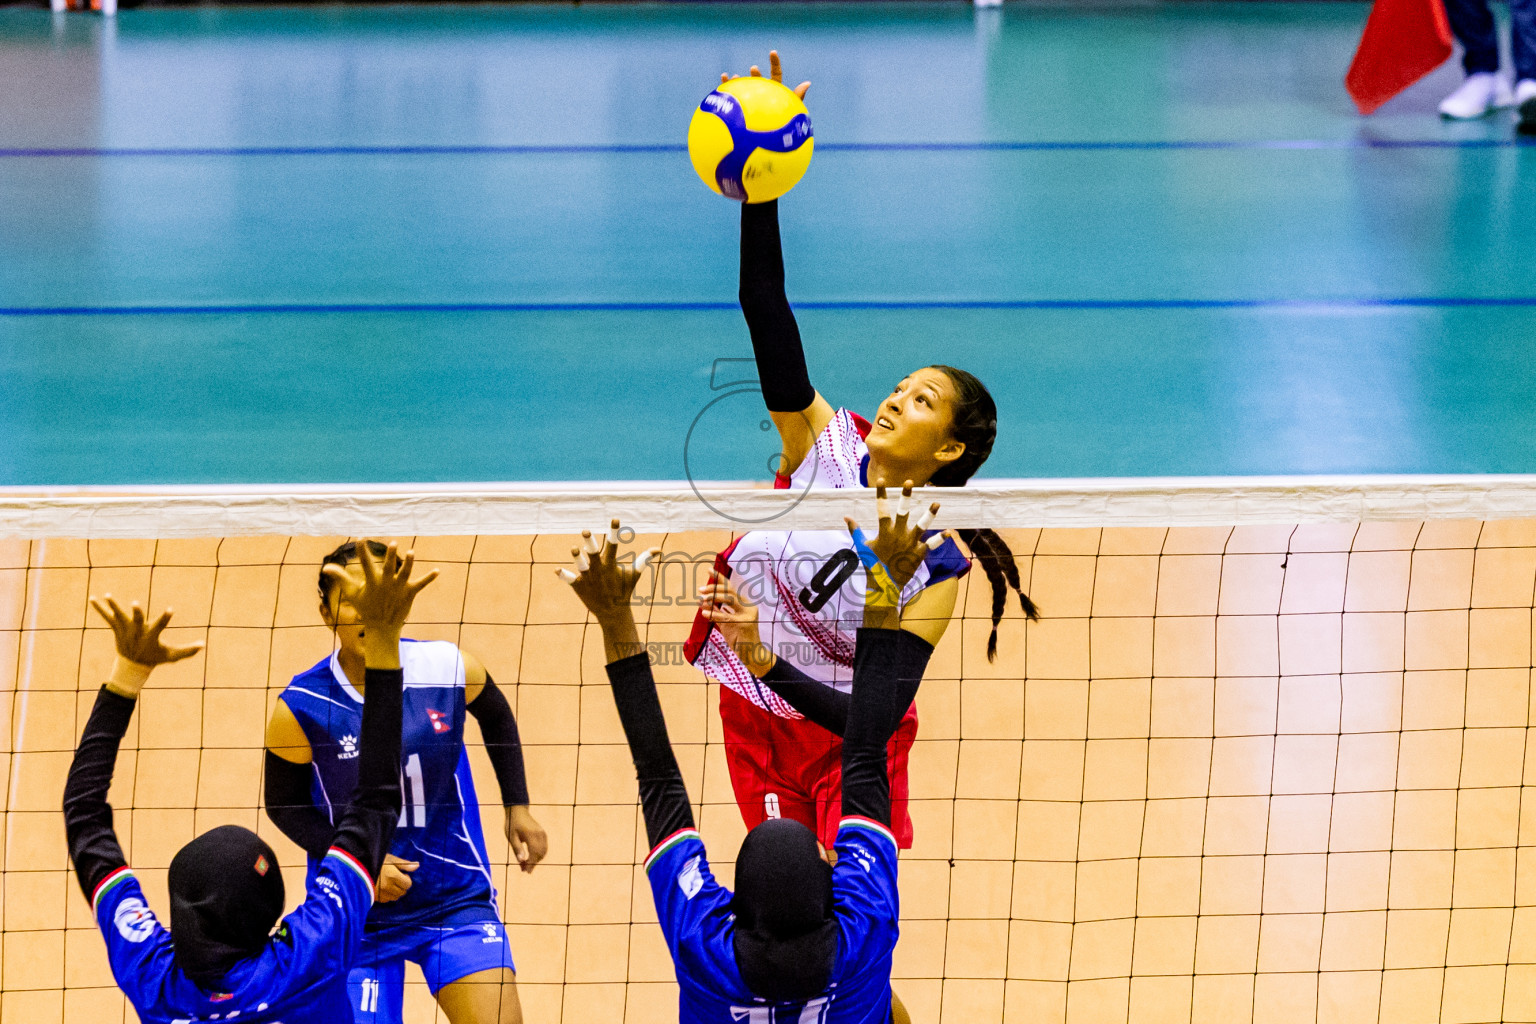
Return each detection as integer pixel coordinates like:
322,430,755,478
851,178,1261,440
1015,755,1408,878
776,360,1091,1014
731,818,837,1003
167,825,286,988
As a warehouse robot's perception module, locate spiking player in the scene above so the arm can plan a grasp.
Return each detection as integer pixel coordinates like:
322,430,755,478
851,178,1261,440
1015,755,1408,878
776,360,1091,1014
562,507,939,1024
687,52,1039,853
64,541,430,1024
263,540,547,1024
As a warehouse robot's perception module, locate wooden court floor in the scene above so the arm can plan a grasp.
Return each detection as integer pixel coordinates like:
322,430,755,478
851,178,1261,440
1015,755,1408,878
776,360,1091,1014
4,522,1536,1023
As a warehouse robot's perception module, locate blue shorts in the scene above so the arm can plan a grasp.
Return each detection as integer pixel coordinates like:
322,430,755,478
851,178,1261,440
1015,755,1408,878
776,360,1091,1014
346,905,516,1024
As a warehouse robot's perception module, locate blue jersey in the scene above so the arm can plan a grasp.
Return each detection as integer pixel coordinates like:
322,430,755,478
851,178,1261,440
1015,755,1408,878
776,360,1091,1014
281,640,496,931
93,849,374,1024
645,816,900,1024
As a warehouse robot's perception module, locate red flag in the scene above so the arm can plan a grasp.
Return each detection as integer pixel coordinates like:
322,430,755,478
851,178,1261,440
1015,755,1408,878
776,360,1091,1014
1346,0,1455,114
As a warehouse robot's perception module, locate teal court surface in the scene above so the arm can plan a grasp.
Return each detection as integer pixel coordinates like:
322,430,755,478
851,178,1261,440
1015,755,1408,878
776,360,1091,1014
2,1,1536,486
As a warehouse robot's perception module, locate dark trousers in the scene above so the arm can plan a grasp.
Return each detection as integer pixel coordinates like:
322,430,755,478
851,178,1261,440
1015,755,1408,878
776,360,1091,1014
1444,0,1536,81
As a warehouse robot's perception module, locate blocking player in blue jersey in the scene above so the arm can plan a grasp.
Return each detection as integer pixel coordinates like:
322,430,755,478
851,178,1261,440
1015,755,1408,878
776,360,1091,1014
63,541,434,1024
560,499,941,1024
263,540,546,1024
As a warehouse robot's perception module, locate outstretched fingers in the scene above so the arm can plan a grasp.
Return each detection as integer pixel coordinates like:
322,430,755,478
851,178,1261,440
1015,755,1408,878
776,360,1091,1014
89,595,125,630
405,567,439,598
604,519,621,570
893,481,914,533
875,481,891,529
633,546,660,576
145,609,173,644
158,617,206,662
913,501,938,534
354,538,381,586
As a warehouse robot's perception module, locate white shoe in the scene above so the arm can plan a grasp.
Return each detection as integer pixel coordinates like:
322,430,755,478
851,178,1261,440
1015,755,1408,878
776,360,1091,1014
1517,80,1536,134
1439,72,1512,118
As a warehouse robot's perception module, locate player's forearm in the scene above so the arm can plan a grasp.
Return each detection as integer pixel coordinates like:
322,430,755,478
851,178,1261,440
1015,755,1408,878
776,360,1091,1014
331,667,403,880
740,200,815,414
263,751,335,860
466,673,530,807
759,658,849,735
63,687,135,899
840,629,933,825
606,653,696,848
596,609,643,665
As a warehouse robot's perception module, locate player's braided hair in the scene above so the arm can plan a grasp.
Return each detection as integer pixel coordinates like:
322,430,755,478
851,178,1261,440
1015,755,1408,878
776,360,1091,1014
317,539,390,604
929,365,1040,661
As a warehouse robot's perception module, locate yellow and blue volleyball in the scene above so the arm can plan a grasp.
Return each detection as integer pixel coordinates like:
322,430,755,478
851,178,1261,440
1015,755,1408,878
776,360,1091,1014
687,76,814,204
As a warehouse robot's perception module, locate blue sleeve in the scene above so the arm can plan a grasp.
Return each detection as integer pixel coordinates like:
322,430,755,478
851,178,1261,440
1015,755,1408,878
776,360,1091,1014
921,534,971,586
831,817,901,972
263,847,376,988
92,868,177,1013
643,829,743,993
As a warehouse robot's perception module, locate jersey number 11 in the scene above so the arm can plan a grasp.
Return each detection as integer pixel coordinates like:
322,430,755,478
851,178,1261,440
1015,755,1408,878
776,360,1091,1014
398,753,426,828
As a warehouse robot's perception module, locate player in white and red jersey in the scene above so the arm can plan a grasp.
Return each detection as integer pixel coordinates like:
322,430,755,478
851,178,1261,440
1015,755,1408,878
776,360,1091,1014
685,51,1039,852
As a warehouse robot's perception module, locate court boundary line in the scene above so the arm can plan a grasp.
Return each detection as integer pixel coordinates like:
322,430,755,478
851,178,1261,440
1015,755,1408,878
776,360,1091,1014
4,476,1536,537
0,139,1525,158
5,296,1536,316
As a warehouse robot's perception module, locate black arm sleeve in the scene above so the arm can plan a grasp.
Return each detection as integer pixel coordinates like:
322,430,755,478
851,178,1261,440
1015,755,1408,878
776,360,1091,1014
263,750,335,860
760,657,848,736
840,629,935,826
329,667,403,882
740,200,815,413
63,687,136,901
605,653,695,849
466,672,530,807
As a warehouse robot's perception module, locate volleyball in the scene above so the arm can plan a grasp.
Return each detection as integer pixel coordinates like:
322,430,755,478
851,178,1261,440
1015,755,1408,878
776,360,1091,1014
688,76,814,204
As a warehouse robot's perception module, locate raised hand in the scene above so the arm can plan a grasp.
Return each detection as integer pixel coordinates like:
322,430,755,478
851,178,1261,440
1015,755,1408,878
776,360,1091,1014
720,49,811,100
559,519,660,624
559,519,662,663
844,480,943,628
321,540,437,636
321,540,437,670
90,596,204,697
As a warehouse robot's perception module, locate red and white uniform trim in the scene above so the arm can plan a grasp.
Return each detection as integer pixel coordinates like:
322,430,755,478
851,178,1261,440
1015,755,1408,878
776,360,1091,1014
685,409,969,719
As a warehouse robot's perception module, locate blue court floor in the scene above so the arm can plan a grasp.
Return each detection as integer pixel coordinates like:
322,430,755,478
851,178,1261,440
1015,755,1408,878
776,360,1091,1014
2,2,1535,485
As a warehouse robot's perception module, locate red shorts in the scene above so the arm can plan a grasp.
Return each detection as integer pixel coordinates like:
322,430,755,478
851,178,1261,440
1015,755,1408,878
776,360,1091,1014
719,685,917,850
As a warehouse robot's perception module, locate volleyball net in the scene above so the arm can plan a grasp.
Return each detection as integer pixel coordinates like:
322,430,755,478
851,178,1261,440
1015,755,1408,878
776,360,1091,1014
7,478,1536,1024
